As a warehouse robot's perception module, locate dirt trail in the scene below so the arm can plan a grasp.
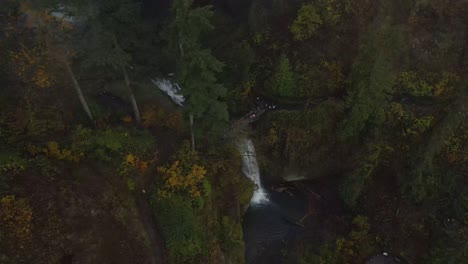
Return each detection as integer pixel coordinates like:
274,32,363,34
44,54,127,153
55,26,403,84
136,195,167,264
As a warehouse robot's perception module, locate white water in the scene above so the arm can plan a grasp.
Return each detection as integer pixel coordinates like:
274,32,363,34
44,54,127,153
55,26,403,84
283,173,306,182
151,78,185,106
238,139,269,205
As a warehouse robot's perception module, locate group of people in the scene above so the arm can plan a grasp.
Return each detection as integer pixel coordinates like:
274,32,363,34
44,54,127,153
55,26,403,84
248,97,277,121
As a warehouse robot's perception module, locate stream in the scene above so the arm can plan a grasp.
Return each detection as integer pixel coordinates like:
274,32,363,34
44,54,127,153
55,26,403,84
238,139,308,264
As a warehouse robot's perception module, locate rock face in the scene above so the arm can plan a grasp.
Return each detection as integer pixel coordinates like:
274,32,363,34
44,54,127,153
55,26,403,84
238,138,270,205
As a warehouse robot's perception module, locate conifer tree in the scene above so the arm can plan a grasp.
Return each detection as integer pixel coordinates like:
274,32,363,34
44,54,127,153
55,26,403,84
83,0,142,124
165,0,228,150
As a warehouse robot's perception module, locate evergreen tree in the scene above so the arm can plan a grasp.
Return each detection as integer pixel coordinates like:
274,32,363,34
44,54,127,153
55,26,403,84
83,0,142,124
165,0,228,150
338,21,405,140
270,54,297,97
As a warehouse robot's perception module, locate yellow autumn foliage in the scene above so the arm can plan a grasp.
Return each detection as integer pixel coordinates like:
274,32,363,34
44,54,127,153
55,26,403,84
444,133,468,164
123,154,151,173
0,195,33,247
122,115,133,123
264,127,279,147
45,141,81,162
158,161,207,198
126,153,136,165
433,72,459,97
31,65,53,88
241,79,255,100
9,45,54,88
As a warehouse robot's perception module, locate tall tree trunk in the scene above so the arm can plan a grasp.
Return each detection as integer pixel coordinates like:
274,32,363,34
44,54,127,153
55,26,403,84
122,65,141,124
180,43,195,151
64,61,93,121
189,113,195,151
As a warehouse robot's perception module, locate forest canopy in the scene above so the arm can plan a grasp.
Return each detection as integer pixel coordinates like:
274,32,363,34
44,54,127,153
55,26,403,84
0,0,466,264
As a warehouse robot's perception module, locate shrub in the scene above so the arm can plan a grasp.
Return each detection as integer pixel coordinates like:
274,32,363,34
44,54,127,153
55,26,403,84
151,193,207,263
142,105,184,131
270,54,297,97
291,4,323,41
157,160,207,198
0,152,27,194
0,195,33,251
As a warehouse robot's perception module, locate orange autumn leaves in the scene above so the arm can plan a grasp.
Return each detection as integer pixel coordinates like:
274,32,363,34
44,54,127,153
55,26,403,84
120,154,154,191
125,153,150,173
157,161,207,198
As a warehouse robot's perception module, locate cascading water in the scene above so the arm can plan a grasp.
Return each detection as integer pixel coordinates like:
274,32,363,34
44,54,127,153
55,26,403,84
238,138,269,205
239,140,306,264
151,78,185,106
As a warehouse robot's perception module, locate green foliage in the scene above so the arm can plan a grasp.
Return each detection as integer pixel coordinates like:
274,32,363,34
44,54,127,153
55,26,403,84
293,215,379,264
320,60,345,95
270,54,297,97
318,0,348,26
342,215,379,262
165,0,228,135
150,142,250,263
151,193,207,263
397,71,432,97
126,178,135,191
202,179,211,197
339,22,405,140
340,143,382,208
237,181,254,208
1,1,466,263
204,143,254,207
442,125,468,165
298,60,346,98
1,94,66,141
220,216,244,262
30,155,61,178
82,0,140,70
0,152,27,175
291,4,323,41
404,91,466,202
90,129,126,161
0,151,27,194
64,126,155,163
397,71,460,97
385,102,434,143
264,100,345,169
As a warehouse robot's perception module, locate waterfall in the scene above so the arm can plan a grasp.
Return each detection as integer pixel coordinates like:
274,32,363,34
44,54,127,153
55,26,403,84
238,139,269,205
151,78,185,106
